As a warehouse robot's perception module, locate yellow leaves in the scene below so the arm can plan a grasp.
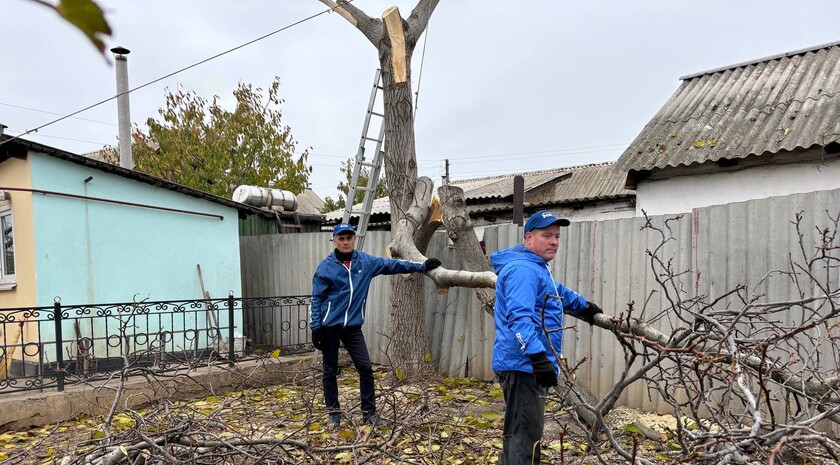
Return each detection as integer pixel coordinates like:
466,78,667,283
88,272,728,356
270,349,282,358
480,410,502,421
112,414,135,431
693,138,718,148
624,423,642,434
338,429,356,440
547,440,573,451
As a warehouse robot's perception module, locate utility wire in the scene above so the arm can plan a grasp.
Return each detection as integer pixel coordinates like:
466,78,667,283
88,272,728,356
0,2,352,148
4,129,109,146
413,0,433,119
0,102,118,126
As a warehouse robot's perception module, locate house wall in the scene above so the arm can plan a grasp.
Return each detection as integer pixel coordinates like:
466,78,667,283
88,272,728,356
28,153,243,305
0,158,36,309
636,153,840,215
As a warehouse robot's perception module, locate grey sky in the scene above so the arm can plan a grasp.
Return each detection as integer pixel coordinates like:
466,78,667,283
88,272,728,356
3,0,840,204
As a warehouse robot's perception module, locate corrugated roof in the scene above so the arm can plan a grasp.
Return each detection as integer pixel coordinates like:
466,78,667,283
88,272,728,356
295,188,325,216
615,42,840,178
325,162,633,222
550,162,634,203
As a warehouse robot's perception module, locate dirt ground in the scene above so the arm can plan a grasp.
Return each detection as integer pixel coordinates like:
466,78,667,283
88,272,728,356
0,364,683,464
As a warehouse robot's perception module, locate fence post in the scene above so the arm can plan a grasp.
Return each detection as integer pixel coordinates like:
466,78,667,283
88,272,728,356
227,291,235,365
53,297,65,392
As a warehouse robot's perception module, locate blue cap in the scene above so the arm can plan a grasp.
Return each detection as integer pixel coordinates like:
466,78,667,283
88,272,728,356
333,223,356,236
524,210,570,234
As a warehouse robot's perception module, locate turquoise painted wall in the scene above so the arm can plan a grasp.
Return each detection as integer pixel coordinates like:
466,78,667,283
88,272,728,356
30,153,242,304
28,153,243,356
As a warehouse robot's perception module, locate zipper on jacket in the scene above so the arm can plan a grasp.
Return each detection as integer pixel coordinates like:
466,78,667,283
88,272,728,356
343,261,354,326
322,301,331,324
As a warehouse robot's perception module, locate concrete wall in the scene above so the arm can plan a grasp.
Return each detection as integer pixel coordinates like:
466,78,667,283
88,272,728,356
636,154,840,215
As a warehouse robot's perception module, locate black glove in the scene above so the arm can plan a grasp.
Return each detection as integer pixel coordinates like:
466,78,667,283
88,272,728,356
528,352,558,387
579,302,603,325
312,328,325,351
424,257,441,271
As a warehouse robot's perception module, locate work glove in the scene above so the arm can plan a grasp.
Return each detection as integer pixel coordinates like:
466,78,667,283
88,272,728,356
579,302,604,325
528,352,558,388
424,257,442,271
312,328,325,351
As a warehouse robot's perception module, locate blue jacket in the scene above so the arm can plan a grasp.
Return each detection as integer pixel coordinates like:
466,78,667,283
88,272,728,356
491,244,589,374
310,250,427,330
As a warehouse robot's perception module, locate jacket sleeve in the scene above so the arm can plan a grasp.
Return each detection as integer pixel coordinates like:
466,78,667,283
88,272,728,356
310,265,328,330
555,281,589,315
499,266,547,356
367,254,426,276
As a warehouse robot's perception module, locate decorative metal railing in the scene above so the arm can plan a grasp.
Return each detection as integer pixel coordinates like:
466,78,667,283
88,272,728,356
0,295,312,394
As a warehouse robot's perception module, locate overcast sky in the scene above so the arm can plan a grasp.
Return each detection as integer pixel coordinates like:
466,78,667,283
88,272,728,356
3,0,840,204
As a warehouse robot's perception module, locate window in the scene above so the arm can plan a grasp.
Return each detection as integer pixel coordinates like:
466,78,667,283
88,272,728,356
0,205,15,289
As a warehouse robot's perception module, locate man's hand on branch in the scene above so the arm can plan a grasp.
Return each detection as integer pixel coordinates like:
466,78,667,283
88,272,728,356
528,352,558,387
579,302,603,325
424,257,441,271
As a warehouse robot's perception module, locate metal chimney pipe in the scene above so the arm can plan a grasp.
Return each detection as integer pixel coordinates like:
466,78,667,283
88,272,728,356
111,46,133,169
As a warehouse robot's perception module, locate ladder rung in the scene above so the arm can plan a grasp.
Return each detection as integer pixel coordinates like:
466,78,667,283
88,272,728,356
356,186,375,192
370,111,384,117
360,161,381,168
364,137,383,143
350,210,371,216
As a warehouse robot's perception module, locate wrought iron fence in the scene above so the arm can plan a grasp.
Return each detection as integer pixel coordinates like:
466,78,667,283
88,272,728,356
0,295,312,395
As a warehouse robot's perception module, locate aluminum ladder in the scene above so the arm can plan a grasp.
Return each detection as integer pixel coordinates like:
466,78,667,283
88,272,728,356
342,69,386,252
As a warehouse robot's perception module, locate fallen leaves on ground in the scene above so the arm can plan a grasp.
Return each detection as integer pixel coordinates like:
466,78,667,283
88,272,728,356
0,365,677,464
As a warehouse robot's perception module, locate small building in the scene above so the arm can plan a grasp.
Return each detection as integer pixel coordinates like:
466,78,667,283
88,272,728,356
325,162,635,229
0,135,287,308
615,41,840,215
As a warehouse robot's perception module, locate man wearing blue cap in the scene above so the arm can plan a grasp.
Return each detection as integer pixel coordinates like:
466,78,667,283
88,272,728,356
310,223,441,429
490,210,603,464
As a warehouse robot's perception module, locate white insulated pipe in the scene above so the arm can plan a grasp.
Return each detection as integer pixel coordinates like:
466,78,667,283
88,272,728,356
112,46,133,169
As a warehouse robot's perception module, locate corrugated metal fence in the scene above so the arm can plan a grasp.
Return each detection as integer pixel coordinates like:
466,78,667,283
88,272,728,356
240,188,840,415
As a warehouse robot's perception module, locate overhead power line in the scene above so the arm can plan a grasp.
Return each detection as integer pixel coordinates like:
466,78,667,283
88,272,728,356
0,102,118,126
0,2,353,148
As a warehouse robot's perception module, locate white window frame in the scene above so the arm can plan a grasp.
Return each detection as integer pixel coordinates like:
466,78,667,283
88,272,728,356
0,204,16,290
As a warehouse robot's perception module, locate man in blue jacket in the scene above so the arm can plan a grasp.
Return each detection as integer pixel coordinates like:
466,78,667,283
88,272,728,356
491,210,603,465
310,223,441,429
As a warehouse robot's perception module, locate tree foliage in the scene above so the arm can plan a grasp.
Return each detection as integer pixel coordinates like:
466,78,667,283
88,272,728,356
321,157,388,213
121,78,311,199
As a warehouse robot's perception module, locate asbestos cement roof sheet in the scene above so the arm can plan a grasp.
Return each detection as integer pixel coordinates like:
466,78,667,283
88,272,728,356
615,41,840,174
325,162,634,222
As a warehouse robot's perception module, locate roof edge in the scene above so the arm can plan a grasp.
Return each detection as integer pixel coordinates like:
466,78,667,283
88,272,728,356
0,135,322,220
680,40,840,80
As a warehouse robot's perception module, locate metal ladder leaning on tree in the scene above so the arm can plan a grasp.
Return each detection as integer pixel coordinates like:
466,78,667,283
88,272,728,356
342,69,386,252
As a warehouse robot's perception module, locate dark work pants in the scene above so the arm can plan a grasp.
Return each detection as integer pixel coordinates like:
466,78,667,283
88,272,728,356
321,325,376,417
496,370,547,465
